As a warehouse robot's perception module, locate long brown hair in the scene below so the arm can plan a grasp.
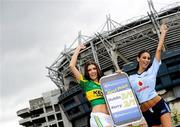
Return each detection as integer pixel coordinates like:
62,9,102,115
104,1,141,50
84,61,102,81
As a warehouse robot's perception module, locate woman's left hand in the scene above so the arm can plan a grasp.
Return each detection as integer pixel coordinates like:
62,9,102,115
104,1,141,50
160,23,168,34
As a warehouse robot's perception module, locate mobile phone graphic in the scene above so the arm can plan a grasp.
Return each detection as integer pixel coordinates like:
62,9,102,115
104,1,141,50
100,73,142,127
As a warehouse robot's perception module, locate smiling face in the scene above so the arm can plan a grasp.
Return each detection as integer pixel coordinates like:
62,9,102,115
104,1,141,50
87,64,98,81
137,52,151,73
84,61,101,82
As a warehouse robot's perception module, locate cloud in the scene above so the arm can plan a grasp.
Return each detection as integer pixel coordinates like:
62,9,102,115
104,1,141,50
2,0,79,53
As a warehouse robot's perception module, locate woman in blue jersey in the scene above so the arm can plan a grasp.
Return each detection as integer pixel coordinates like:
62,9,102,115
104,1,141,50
69,44,113,127
129,23,172,127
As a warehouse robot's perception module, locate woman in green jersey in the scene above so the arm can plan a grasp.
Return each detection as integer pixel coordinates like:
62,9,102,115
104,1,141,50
69,44,113,127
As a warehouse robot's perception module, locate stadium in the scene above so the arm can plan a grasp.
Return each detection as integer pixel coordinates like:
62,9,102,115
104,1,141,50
46,1,180,127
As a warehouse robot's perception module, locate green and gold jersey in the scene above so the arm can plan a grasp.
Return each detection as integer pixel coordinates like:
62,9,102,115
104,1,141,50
79,74,105,107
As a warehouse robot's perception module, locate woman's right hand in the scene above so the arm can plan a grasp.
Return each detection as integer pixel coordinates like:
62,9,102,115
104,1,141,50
70,43,86,81
116,69,123,74
76,43,86,52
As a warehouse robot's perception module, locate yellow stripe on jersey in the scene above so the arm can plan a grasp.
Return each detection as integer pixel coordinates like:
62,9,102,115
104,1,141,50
94,81,100,85
86,89,103,101
79,74,88,82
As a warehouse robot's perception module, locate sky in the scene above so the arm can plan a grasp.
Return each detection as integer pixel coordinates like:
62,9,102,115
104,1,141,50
0,0,179,127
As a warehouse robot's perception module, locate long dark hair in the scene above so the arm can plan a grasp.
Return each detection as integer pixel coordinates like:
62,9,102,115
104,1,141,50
136,49,152,72
84,61,102,81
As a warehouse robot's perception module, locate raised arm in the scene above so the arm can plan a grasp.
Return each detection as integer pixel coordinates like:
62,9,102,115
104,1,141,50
69,44,86,81
155,23,168,62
